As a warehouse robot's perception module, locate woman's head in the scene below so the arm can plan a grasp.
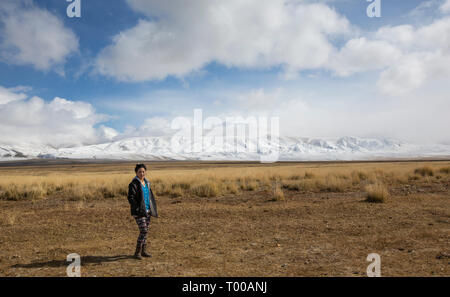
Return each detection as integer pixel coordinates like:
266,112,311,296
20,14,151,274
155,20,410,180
135,163,147,180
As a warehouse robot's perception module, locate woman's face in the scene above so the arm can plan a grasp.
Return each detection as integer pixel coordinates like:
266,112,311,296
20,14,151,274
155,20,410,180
137,168,146,180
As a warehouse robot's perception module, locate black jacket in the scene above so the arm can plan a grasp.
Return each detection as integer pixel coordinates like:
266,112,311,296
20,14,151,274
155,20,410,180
127,176,158,218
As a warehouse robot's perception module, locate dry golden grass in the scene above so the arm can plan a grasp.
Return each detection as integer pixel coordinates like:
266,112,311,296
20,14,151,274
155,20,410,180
414,166,434,177
439,166,450,174
0,161,449,201
191,181,220,197
0,160,449,277
273,184,285,201
365,182,390,203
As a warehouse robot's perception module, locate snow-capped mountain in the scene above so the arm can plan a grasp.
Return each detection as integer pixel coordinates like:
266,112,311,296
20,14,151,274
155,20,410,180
1,136,450,161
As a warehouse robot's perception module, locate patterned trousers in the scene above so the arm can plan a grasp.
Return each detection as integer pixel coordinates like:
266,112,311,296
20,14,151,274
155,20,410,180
134,212,151,247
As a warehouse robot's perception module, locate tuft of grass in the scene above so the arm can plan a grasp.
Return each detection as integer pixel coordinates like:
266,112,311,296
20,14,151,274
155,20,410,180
66,185,94,201
439,167,450,174
304,171,315,179
395,173,409,184
169,185,183,198
408,174,421,181
365,182,389,203
269,174,282,182
298,179,316,192
316,174,347,192
173,182,191,190
98,185,116,199
153,181,172,197
273,184,285,201
414,166,434,177
289,174,301,180
351,170,368,185
226,182,240,194
282,180,301,191
240,178,258,191
191,182,220,197
0,183,45,201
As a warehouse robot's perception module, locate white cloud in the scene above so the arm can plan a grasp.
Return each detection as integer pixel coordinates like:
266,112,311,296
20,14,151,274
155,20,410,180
219,87,450,144
377,51,450,95
95,0,351,81
94,84,450,144
329,37,402,77
115,117,175,139
0,85,27,104
441,0,450,13
372,17,450,95
95,0,450,97
373,17,450,54
373,25,416,49
234,88,283,110
138,117,175,137
322,14,450,95
0,0,79,72
408,0,435,18
414,17,450,51
49,97,96,119
98,125,119,141
0,86,116,147
377,54,427,95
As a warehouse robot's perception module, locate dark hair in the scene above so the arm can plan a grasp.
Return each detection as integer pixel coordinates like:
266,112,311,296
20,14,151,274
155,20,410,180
134,163,147,173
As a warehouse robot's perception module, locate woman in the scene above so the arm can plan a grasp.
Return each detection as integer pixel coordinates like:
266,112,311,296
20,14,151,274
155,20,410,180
127,163,158,260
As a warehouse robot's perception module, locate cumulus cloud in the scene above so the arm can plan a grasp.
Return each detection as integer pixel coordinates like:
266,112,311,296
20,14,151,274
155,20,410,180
94,0,450,96
373,17,450,95
329,37,402,77
441,0,450,13
324,12,450,95
95,0,351,81
326,9,450,95
98,125,120,141
377,51,450,95
0,0,79,72
0,87,116,147
49,97,96,120
0,85,28,104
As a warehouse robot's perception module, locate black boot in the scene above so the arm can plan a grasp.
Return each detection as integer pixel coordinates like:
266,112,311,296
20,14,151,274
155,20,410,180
141,244,152,258
134,243,142,260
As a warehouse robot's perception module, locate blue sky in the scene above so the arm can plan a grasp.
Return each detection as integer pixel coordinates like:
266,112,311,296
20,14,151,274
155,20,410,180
1,0,450,147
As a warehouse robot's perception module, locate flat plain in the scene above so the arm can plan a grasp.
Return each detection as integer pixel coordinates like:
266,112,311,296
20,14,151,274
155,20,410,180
0,160,449,276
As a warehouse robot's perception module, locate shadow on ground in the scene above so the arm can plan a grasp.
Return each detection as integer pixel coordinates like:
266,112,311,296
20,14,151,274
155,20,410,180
10,255,135,268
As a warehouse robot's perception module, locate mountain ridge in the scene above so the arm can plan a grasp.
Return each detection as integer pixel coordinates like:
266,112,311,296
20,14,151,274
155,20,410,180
1,135,449,161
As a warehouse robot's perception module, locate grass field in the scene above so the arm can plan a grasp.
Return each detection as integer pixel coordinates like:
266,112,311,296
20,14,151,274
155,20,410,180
0,160,449,276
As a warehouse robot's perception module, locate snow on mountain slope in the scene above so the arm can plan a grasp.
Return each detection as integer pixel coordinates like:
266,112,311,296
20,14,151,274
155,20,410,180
1,136,449,161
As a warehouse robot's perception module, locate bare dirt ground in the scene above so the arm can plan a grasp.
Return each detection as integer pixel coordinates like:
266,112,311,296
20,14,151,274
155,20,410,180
0,160,449,276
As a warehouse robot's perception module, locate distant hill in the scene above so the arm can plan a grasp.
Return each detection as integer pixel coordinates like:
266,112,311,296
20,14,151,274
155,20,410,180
1,136,450,161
